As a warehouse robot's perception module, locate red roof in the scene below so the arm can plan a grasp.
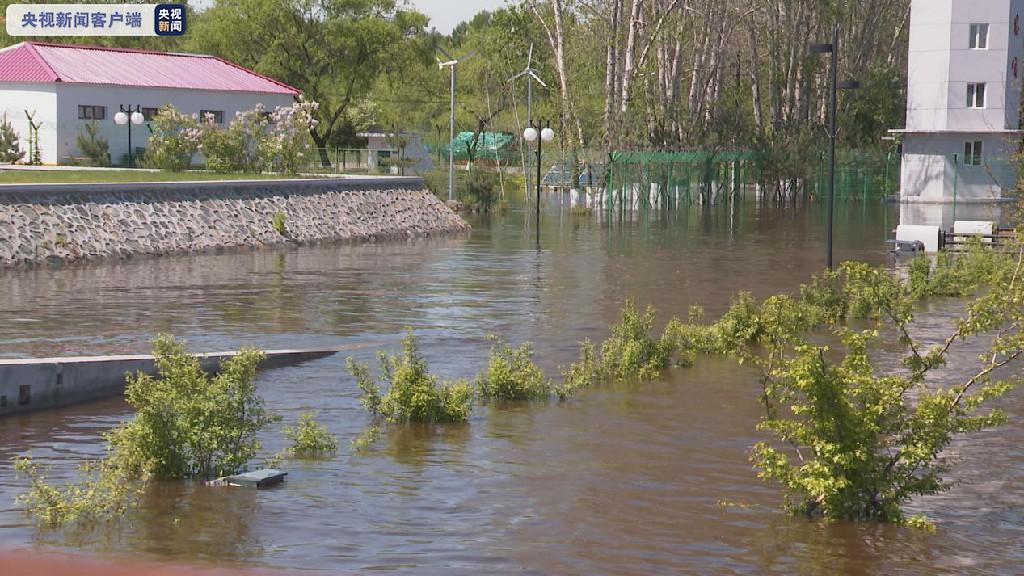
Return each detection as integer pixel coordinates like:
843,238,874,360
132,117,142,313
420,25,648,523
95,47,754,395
0,42,300,95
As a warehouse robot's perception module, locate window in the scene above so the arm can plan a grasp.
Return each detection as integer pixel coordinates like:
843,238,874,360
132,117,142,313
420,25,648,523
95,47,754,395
967,83,986,108
77,105,106,120
200,109,224,124
964,141,984,166
141,107,160,121
969,23,989,49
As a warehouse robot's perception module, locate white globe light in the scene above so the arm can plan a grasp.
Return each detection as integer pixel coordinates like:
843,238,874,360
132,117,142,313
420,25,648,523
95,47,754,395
130,111,145,125
114,111,129,125
540,127,555,142
523,127,538,142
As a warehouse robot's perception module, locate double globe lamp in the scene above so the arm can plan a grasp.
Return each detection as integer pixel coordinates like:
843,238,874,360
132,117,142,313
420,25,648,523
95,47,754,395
523,123,554,246
114,106,145,168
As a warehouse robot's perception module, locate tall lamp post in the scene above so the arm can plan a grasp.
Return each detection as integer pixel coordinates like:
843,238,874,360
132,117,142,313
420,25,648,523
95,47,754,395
811,25,859,269
523,120,554,247
114,105,145,168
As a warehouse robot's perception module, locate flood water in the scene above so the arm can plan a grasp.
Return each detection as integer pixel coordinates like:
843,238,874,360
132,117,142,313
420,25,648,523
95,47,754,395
1,197,1021,575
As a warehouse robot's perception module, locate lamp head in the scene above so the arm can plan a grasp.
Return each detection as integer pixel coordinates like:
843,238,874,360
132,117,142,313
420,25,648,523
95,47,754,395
809,43,834,54
114,111,129,125
130,111,145,125
523,126,538,142
540,127,555,142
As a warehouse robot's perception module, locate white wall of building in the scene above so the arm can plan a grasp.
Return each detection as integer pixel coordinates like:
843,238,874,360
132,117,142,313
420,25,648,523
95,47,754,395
900,0,1023,203
0,82,58,164
364,134,433,174
54,84,294,165
901,132,1015,201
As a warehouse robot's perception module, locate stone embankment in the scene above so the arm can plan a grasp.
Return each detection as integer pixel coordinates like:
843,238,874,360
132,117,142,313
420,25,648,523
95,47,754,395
0,177,469,267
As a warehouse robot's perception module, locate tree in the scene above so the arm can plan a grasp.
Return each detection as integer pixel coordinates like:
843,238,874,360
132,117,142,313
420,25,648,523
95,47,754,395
75,121,111,166
188,0,429,165
0,113,24,163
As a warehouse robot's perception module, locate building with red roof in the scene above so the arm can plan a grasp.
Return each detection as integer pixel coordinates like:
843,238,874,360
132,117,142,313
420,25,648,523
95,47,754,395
0,42,300,165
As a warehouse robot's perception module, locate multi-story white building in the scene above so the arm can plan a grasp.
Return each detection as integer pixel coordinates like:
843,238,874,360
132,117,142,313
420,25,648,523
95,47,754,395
0,42,298,166
896,0,1023,202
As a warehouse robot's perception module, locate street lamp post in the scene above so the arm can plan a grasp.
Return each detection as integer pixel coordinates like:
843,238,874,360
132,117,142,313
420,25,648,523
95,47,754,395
114,104,145,168
811,25,859,269
523,120,554,247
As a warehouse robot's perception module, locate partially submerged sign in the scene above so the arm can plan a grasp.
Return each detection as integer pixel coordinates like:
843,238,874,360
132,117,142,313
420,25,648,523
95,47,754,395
207,469,287,489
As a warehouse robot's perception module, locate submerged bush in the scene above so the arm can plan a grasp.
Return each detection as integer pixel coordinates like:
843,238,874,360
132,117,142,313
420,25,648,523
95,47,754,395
113,335,275,480
15,335,278,528
282,412,338,456
597,300,674,381
661,247,1022,526
476,339,552,401
14,452,143,528
347,331,473,423
557,339,598,399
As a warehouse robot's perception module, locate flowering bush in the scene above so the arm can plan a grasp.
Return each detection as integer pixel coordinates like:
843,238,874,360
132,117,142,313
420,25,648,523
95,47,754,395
142,100,318,174
199,106,273,173
142,105,200,171
262,99,318,174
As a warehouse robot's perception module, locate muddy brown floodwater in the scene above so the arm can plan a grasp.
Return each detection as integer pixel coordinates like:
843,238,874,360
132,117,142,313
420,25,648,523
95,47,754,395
0,198,1021,575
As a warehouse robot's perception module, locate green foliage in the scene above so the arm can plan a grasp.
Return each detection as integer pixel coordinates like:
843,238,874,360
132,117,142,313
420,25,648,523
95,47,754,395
113,335,276,480
350,424,381,454
272,212,287,235
347,331,473,423
14,453,143,529
283,412,338,456
557,339,598,399
198,112,251,172
142,105,200,171
189,0,426,151
476,339,553,401
0,113,24,163
263,99,319,174
75,122,111,167
597,300,673,381
15,335,277,527
661,247,1023,525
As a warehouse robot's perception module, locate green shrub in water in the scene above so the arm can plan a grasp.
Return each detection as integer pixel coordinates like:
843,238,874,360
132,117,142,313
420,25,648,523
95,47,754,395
283,412,338,456
597,300,674,382
476,339,552,401
112,335,275,480
14,452,143,529
347,331,473,423
663,246,1023,526
15,335,277,527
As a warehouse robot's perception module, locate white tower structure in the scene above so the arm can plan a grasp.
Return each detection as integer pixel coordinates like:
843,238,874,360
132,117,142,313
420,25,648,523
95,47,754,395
897,0,1023,202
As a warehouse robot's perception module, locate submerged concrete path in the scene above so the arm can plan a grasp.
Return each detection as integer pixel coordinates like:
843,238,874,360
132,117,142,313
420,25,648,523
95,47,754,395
0,343,377,417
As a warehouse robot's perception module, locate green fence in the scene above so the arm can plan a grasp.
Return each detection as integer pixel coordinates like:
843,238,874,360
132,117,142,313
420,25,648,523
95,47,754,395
812,150,901,201
605,150,759,211
603,149,900,211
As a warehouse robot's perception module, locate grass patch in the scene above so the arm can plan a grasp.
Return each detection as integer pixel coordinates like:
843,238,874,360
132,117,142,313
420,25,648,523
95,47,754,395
0,170,324,185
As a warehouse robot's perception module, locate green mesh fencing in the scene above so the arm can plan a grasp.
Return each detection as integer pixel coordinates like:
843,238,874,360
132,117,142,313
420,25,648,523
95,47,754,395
604,149,900,211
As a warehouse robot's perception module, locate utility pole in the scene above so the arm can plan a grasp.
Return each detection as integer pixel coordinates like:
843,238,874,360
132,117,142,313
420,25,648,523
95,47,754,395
811,25,859,269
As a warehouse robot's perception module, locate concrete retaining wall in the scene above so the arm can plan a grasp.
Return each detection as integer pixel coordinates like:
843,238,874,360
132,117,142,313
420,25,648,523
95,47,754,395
0,176,470,267
0,348,339,417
